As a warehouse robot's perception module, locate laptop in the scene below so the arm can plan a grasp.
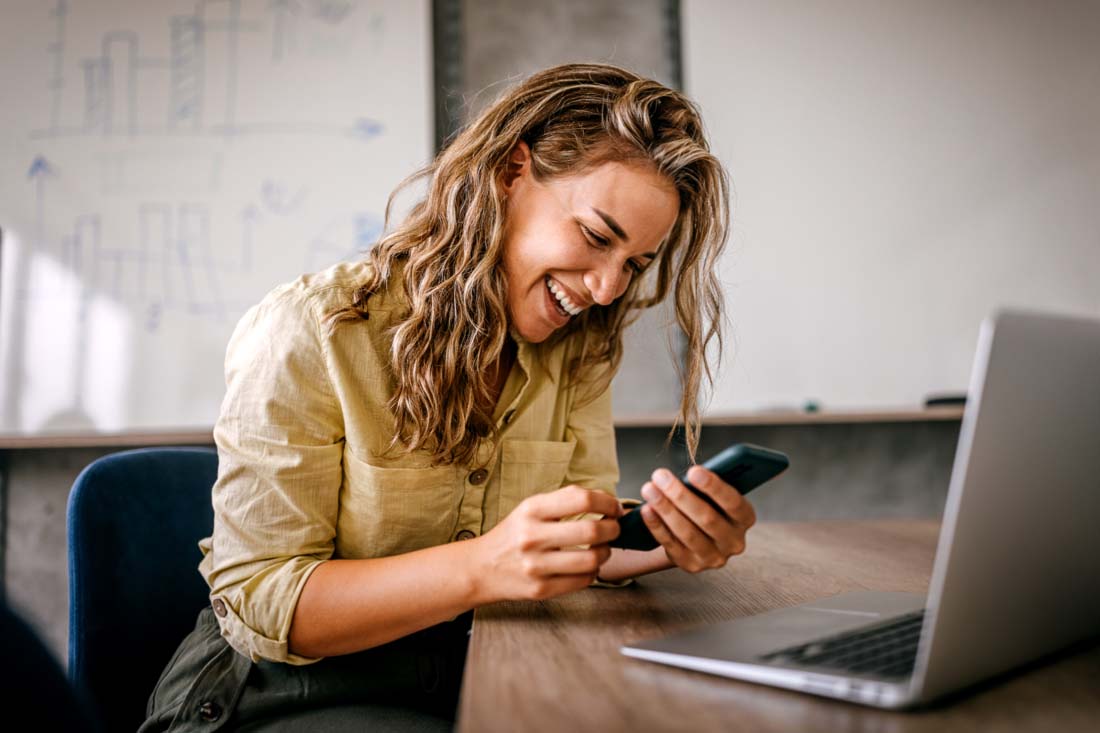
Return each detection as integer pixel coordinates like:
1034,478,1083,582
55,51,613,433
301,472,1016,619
621,309,1100,709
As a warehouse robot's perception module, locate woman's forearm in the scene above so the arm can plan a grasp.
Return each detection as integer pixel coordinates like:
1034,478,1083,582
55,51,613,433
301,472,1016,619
287,538,670,659
596,546,675,583
288,540,485,659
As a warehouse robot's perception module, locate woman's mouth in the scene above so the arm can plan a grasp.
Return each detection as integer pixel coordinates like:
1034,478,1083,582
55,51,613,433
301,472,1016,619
543,276,582,324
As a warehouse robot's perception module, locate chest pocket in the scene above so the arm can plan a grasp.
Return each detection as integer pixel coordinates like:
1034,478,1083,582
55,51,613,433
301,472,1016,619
337,449,462,559
498,439,577,522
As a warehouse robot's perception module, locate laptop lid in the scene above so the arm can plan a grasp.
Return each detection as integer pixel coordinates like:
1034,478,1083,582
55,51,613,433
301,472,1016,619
911,309,1100,703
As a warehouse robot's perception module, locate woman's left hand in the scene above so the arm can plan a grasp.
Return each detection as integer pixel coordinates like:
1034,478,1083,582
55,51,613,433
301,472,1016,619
639,466,756,573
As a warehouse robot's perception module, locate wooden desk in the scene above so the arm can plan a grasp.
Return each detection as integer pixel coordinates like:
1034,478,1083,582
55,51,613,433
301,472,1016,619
457,520,1100,732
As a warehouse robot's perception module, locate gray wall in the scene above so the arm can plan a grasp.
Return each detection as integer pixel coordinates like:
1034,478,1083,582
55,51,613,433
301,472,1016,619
615,422,959,521
2,448,164,660
1,0,959,667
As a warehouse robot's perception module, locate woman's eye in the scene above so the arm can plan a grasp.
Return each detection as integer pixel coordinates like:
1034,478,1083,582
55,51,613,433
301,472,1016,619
582,224,642,275
581,225,609,246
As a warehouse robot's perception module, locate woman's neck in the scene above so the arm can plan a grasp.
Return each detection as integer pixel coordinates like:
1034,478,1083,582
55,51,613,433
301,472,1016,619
491,337,517,388
482,337,517,416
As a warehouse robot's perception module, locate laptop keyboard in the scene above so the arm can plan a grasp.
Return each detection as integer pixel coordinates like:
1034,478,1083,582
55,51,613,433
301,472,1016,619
758,609,925,679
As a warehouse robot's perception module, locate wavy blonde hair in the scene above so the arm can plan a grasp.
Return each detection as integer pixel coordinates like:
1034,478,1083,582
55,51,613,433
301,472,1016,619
325,63,729,466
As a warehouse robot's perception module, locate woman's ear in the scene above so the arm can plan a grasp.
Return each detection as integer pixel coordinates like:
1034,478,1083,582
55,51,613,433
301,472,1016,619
500,140,531,194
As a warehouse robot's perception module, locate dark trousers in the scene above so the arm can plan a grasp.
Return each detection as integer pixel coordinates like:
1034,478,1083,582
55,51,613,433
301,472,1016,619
139,606,472,732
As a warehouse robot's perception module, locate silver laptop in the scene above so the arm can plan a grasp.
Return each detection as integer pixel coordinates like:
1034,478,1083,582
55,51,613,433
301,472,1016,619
621,309,1100,709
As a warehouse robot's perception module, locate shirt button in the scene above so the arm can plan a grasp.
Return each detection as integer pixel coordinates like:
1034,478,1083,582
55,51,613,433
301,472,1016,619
468,468,489,485
211,598,227,618
198,700,222,722
455,529,477,541
503,409,516,425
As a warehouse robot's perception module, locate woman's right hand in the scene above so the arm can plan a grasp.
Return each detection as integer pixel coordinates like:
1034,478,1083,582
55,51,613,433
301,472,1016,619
469,486,624,604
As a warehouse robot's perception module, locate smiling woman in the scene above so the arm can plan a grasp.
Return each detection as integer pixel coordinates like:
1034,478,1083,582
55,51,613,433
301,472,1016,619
140,63,739,732
328,65,731,468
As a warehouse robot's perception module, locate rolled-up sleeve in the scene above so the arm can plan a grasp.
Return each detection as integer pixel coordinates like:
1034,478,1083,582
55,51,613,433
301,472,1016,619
558,357,636,588
199,286,345,664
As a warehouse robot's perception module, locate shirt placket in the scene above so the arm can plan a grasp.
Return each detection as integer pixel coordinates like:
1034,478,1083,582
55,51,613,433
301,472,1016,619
455,336,535,537
452,439,498,542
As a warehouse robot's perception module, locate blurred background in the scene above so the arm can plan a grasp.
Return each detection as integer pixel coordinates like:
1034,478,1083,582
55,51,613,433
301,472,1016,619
1,0,1097,663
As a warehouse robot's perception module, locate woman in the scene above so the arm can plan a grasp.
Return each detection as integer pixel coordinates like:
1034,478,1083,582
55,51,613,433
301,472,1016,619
140,63,755,732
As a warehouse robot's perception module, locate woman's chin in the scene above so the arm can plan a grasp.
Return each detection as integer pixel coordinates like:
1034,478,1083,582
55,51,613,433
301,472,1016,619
512,316,555,344
515,326,551,344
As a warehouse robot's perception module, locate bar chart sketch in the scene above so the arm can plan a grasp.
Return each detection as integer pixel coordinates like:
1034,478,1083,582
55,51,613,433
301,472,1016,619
0,0,432,436
35,0,387,140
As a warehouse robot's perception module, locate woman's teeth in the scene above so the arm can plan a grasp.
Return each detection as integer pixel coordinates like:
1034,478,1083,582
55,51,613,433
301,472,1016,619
546,277,583,316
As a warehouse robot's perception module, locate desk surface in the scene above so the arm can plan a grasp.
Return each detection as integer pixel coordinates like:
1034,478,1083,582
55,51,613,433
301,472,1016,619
457,520,1100,732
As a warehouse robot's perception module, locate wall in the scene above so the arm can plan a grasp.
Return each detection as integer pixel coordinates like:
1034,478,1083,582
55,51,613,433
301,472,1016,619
3,447,180,658
684,0,1100,412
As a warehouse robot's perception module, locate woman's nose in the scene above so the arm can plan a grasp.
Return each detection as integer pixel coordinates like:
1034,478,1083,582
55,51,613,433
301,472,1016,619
583,265,626,306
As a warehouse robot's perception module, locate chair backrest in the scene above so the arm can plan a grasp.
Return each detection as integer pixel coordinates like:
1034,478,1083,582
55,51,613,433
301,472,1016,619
67,446,218,733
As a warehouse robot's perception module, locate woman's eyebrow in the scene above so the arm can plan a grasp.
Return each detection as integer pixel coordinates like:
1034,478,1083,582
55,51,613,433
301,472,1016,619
588,208,658,259
592,207,629,241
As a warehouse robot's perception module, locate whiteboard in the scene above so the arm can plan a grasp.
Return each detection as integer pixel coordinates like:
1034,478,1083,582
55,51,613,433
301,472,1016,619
684,0,1100,413
0,0,431,437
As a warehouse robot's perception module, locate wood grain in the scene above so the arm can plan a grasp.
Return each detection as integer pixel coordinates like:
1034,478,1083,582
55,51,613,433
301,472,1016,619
457,520,1100,732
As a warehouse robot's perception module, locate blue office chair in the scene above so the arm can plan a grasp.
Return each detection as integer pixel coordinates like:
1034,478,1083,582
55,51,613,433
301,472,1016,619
67,446,218,733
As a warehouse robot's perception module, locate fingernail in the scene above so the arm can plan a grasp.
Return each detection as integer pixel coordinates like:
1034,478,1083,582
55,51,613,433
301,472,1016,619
641,484,656,502
652,470,671,489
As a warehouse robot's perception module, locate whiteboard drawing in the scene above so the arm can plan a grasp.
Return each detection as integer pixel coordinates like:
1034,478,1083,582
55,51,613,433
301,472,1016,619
0,0,431,436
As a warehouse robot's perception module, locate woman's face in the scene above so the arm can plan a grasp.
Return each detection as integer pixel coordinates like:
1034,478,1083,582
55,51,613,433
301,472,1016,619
500,141,680,344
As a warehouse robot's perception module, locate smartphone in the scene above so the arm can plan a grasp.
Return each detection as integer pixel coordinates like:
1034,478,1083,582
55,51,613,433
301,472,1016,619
609,442,790,551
